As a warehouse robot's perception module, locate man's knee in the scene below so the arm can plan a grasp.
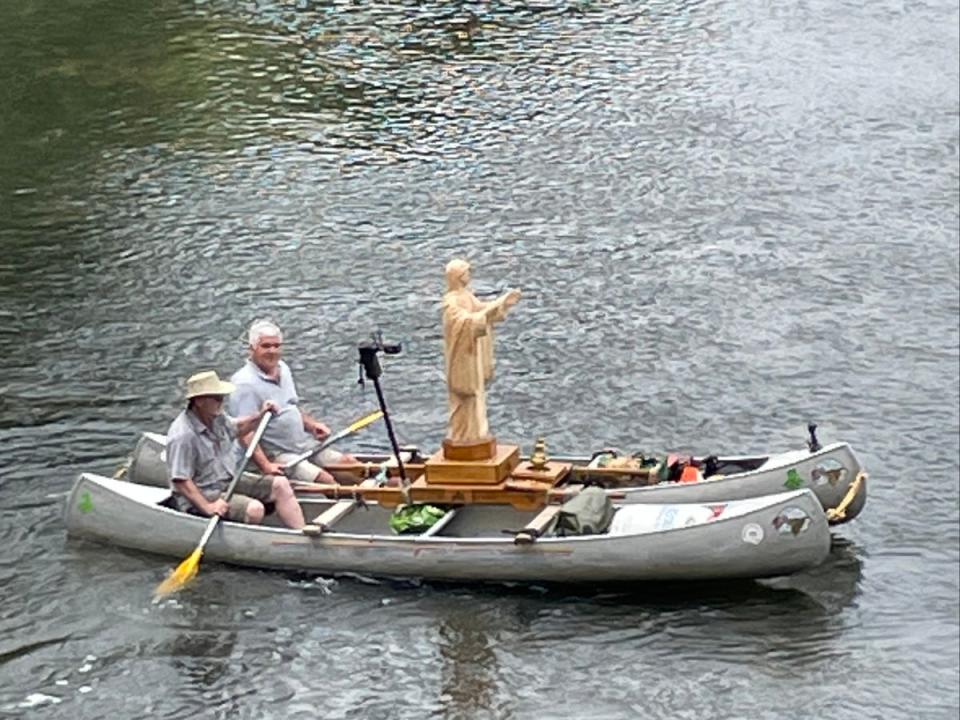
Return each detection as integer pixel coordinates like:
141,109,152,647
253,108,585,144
270,474,295,500
314,468,336,484
244,500,265,524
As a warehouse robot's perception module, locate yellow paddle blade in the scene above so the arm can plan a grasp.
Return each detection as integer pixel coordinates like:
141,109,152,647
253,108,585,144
347,410,383,433
154,548,203,599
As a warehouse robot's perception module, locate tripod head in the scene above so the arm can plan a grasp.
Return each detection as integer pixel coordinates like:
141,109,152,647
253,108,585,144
357,331,402,381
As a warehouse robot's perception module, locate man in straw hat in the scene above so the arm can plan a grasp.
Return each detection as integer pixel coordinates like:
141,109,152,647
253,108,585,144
228,319,360,484
165,369,306,529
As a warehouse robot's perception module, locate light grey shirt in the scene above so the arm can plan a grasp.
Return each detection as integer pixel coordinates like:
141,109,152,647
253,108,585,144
229,359,312,455
166,409,240,500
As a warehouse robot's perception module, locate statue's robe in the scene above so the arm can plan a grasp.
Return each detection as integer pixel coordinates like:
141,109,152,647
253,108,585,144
442,288,509,443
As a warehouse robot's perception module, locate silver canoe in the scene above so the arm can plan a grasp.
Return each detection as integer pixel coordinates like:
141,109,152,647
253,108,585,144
121,432,867,524
65,473,830,583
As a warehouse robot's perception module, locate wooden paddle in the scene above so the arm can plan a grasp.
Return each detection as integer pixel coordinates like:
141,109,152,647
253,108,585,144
154,411,273,599
281,409,384,474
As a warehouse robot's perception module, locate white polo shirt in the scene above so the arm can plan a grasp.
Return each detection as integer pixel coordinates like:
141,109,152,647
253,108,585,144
228,359,313,455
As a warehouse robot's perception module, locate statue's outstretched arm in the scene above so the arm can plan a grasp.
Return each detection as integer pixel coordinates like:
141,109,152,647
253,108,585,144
485,288,521,322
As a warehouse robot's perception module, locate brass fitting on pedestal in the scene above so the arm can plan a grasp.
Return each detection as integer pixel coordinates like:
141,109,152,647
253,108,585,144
529,437,549,471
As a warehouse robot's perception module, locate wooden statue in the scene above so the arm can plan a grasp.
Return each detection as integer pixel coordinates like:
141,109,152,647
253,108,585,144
442,259,521,447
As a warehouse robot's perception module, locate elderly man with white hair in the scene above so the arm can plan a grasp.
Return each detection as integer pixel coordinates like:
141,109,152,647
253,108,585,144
228,319,358,484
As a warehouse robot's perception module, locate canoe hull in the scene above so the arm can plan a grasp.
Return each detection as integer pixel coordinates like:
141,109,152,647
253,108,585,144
66,474,830,584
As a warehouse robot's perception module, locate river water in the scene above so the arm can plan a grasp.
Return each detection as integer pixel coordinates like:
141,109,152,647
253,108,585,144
0,1,957,718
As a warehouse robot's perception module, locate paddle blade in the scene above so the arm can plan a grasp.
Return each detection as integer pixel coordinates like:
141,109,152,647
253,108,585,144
154,548,203,599
321,410,384,449
346,410,383,434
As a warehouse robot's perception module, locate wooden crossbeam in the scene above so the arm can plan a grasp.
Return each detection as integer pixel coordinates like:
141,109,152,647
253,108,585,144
302,500,356,536
417,509,458,538
513,506,562,545
322,461,658,481
292,477,585,510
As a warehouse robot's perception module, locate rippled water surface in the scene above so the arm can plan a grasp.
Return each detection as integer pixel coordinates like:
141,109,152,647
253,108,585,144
1,1,958,718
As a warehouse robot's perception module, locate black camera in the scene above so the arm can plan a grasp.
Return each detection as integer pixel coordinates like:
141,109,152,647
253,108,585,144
358,332,402,381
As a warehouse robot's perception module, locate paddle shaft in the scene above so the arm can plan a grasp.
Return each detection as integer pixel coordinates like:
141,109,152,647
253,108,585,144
195,411,272,550
281,410,383,472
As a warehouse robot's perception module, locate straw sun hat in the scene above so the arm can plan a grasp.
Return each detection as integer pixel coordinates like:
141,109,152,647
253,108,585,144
185,370,235,399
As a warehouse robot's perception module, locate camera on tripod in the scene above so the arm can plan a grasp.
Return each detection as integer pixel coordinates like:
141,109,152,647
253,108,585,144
358,332,402,381
354,331,410,486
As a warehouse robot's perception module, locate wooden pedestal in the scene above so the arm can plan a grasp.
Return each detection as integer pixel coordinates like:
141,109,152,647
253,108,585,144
425,443,520,485
441,435,497,461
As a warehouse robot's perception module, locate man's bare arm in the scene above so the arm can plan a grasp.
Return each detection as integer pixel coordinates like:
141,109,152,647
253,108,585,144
301,410,330,440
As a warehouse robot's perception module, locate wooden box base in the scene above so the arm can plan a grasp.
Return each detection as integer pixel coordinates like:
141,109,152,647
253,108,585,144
425,444,520,485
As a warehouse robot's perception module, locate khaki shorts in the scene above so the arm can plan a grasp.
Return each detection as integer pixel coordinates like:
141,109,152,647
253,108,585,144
276,448,345,483
226,473,276,520
174,473,275,521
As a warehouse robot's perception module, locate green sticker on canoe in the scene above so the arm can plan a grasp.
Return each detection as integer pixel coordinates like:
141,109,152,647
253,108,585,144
784,468,803,490
78,491,94,513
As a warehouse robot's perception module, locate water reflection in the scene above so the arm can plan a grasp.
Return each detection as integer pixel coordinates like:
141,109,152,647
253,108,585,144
759,537,864,614
164,630,236,689
437,606,501,720
150,626,244,717
423,538,865,683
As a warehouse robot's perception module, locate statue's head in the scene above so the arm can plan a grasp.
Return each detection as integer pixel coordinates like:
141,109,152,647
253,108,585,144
445,259,471,291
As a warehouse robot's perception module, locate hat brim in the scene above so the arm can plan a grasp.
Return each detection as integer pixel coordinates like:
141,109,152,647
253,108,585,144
186,380,235,399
